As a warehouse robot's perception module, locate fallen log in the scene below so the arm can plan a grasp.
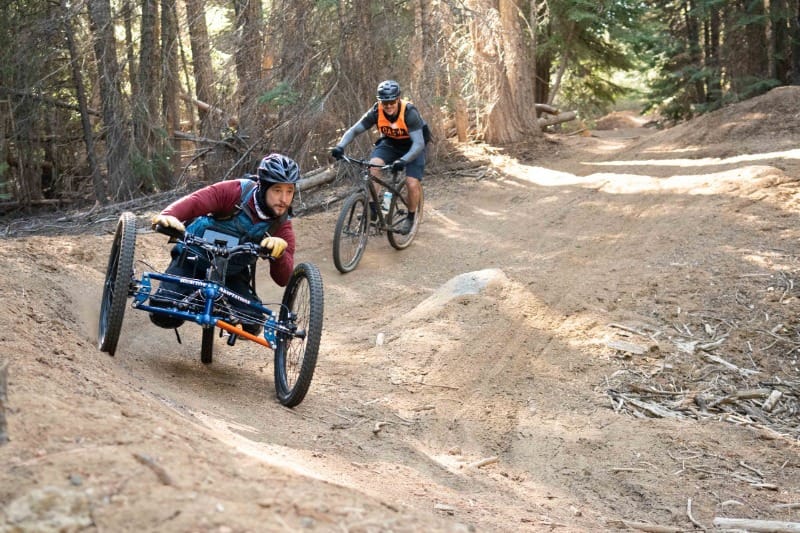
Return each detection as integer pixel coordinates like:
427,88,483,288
712,517,800,532
535,103,561,115
298,167,336,192
0,198,75,211
538,111,577,128
178,93,236,128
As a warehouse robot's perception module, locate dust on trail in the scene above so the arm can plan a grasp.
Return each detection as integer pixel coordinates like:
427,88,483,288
2,86,800,532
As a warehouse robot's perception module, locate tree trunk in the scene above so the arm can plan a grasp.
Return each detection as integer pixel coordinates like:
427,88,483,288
135,0,165,189
408,0,442,155
534,0,551,105
88,0,134,200
547,44,570,106
62,0,106,204
410,0,426,89
482,0,539,144
705,6,722,104
440,1,468,142
499,0,537,120
484,79,526,144
793,0,800,84
770,0,792,83
123,0,139,101
724,0,769,95
161,0,181,184
13,116,42,204
684,0,706,103
233,0,264,138
184,0,218,140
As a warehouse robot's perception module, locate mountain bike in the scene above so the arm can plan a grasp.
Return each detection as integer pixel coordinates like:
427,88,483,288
97,211,324,407
332,155,423,273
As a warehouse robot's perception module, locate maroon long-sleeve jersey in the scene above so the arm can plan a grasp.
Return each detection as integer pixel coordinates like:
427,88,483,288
161,180,296,286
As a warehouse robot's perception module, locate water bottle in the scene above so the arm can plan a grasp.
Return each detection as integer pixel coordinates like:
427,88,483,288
382,191,392,213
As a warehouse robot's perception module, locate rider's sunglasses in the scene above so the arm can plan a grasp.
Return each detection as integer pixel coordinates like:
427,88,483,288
380,99,399,107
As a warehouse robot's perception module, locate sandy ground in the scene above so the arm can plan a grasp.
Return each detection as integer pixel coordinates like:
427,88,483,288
1,86,800,532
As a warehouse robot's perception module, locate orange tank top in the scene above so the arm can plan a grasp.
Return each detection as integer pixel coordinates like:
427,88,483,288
377,100,410,140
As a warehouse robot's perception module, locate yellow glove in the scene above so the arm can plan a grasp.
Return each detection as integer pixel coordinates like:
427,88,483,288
260,236,288,258
151,213,185,233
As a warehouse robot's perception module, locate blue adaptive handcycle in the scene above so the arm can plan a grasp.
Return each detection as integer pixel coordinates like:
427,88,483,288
98,211,323,407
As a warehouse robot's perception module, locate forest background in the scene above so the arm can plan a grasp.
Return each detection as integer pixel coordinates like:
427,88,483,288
1,0,799,209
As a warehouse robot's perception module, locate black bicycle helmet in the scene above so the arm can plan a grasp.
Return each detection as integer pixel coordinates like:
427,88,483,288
255,154,299,216
376,80,401,101
257,153,300,186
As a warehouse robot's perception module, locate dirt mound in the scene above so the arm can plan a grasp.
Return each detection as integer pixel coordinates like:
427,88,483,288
627,86,800,158
594,110,649,130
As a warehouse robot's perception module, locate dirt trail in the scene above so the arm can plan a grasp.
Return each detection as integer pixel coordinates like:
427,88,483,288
2,86,800,532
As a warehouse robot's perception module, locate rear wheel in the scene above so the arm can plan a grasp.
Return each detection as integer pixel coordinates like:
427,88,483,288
200,326,214,364
332,192,369,273
99,212,137,355
274,262,324,407
387,180,423,249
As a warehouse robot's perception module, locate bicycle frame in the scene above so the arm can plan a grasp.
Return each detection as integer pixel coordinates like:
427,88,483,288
129,232,301,350
131,271,286,349
352,159,405,233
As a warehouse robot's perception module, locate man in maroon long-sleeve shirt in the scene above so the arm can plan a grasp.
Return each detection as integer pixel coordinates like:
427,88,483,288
148,154,299,333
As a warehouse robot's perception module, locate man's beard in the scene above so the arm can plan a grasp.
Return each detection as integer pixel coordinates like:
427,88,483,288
255,189,276,219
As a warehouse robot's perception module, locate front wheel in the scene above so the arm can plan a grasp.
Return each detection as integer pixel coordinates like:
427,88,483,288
332,192,369,273
274,262,324,407
387,181,423,249
98,212,137,355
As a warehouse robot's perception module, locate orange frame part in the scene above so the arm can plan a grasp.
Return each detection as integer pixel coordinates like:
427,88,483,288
215,320,272,348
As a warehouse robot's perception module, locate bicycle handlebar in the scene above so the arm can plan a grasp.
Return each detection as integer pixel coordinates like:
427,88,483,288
154,223,184,241
154,224,274,260
339,154,392,171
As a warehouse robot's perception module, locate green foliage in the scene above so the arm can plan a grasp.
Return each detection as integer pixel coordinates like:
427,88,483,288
130,137,175,192
637,0,791,121
541,0,644,107
559,66,632,119
258,82,300,109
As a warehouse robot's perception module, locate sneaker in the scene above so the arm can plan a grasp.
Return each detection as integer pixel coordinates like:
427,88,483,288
369,201,379,221
397,216,414,235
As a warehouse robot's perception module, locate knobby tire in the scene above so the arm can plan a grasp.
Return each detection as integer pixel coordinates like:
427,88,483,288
332,192,369,273
98,211,137,356
274,262,324,407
